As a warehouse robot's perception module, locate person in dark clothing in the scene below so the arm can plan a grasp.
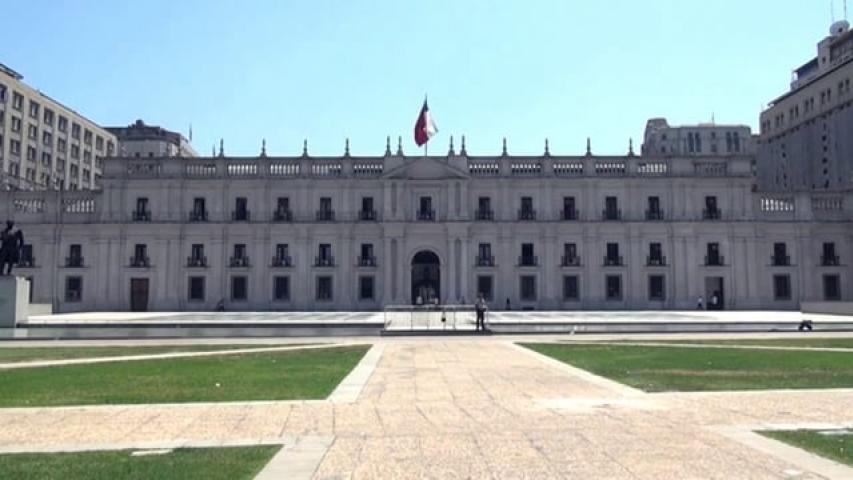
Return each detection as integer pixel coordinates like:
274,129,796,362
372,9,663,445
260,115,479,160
475,295,487,332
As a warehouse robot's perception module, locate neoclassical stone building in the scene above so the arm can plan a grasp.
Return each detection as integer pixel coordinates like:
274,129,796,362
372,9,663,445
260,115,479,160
2,140,851,313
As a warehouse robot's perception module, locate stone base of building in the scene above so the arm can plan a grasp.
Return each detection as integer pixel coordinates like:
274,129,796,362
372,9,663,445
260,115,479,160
0,276,30,327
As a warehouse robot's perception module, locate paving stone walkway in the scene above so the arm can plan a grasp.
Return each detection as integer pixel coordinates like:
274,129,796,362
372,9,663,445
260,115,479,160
0,340,852,479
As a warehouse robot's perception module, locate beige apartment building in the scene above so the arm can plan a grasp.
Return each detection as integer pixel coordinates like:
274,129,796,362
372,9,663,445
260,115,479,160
0,63,116,191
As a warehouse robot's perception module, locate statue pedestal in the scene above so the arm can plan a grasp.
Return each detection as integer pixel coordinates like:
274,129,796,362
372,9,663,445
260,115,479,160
0,276,30,327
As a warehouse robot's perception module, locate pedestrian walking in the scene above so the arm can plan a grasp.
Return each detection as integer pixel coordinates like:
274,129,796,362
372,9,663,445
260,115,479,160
697,295,704,310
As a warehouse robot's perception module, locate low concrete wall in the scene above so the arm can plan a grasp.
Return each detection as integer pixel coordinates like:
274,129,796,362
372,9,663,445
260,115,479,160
16,323,385,339
801,302,853,316
28,304,53,316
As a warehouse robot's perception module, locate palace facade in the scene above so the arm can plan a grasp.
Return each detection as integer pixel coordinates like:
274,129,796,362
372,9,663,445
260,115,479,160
2,144,850,313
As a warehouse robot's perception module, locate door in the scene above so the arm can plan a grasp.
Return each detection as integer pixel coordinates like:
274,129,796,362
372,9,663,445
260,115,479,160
130,278,149,312
705,277,724,310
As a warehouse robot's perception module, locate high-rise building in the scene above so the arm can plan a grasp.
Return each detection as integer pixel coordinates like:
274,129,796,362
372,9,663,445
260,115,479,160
642,118,755,157
758,20,853,191
107,119,197,158
0,63,116,191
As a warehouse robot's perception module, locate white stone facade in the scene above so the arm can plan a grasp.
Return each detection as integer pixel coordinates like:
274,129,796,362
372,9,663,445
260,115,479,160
2,150,851,313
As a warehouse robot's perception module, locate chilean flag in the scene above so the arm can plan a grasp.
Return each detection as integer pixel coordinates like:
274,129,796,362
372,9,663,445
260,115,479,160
413,99,438,147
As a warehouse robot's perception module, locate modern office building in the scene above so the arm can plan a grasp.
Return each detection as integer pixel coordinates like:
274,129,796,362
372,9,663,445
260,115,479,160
642,118,756,158
0,63,116,191
758,20,853,192
107,119,197,158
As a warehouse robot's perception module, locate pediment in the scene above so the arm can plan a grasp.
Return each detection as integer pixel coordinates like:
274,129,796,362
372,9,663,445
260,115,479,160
382,157,469,180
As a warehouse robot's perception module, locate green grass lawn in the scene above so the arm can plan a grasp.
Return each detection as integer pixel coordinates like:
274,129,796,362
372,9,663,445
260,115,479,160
762,430,853,467
0,345,369,407
604,338,853,349
522,343,853,392
0,446,280,480
0,345,288,364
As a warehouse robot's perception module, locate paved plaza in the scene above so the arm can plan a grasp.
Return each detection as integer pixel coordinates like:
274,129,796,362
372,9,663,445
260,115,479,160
1,337,852,478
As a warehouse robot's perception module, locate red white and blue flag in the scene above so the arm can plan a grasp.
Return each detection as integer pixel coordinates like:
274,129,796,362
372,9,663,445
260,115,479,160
413,99,438,147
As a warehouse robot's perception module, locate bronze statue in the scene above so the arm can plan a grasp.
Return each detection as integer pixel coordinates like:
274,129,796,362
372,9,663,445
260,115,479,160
0,221,24,276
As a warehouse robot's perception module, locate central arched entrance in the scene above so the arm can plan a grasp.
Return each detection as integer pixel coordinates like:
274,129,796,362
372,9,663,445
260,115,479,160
411,251,440,305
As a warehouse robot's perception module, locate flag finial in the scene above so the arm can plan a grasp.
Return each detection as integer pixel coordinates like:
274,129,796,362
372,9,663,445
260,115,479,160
385,136,391,156
302,139,308,156
219,138,224,157
628,138,634,156
448,136,455,156
586,137,592,156
502,137,508,156
397,136,403,156
261,139,267,157
461,135,467,155
544,138,550,156
344,138,350,156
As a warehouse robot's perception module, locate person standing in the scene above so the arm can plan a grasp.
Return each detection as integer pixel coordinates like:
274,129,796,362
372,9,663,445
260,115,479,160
475,295,487,332
697,295,704,310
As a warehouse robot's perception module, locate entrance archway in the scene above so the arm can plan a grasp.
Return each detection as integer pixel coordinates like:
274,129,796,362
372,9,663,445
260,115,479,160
411,251,440,305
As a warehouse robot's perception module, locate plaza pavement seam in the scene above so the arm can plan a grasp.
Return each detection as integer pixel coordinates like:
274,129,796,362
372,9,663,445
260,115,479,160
556,340,853,353
254,435,335,480
327,343,384,404
506,341,646,396
712,425,853,479
0,343,350,370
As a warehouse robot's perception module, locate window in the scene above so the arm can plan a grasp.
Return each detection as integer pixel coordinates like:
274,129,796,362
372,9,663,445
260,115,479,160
41,152,51,167
562,196,577,220
418,196,434,220
71,145,80,159
773,275,791,300
360,196,375,220
604,196,619,220
477,243,493,266
28,124,37,140
316,276,333,301
772,243,789,266
318,196,334,220
822,242,839,266
65,276,83,302
823,275,841,301
188,277,205,301
12,92,23,110
359,276,375,300
520,196,534,220
520,275,537,301
648,243,663,265
57,138,66,153
26,146,36,161
649,275,665,300
233,197,248,221
359,243,375,266
563,276,579,301
273,276,290,301
605,243,621,266
605,275,622,300
231,276,248,301
43,108,54,125
83,150,92,164
477,197,492,219
0,84,5,102
29,100,39,118
317,243,333,266
520,243,536,266
11,116,21,132
10,140,20,156
95,135,104,151
233,244,246,259
477,275,494,301
706,243,722,265
71,123,81,139
83,129,93,145
58,116,68,132
42,131,52,146
274,244,290,266
189,244,205,266
563,243,578,266
646,196,661,220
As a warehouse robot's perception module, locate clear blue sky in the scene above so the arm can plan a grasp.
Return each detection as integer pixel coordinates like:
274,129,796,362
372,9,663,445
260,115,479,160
1,0,837,156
